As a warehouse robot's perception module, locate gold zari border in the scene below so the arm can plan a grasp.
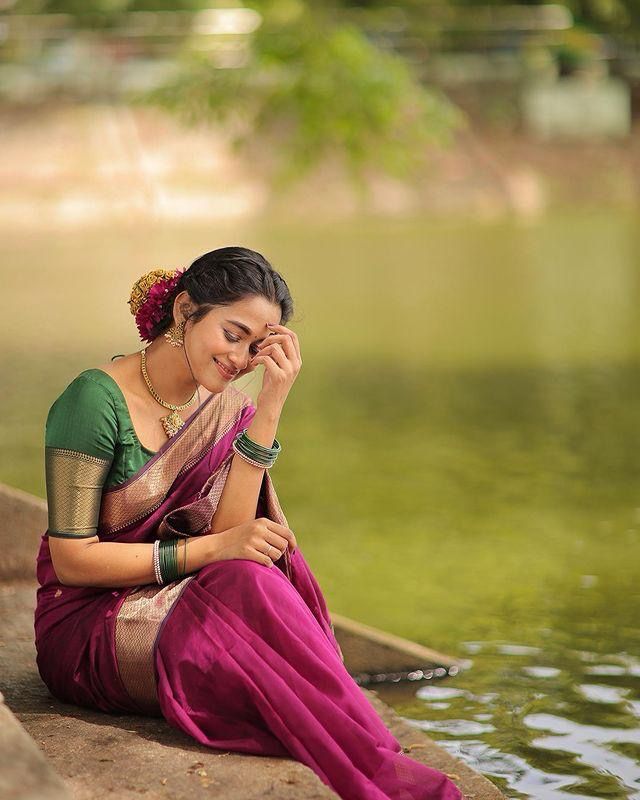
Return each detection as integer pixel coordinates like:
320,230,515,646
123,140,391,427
111,383,300,712
45,447,112,537
99,385,251,535
114,576,195,714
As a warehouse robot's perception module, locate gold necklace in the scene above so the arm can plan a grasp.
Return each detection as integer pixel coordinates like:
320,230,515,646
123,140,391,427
140,348,198,438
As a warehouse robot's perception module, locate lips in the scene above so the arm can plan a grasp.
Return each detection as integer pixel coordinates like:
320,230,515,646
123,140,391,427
214,358,237,379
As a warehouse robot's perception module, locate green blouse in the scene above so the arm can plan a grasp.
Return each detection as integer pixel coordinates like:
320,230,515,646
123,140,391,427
44,369,157,538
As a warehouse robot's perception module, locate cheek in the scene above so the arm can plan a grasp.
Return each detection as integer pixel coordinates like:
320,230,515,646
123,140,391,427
200,332,225,356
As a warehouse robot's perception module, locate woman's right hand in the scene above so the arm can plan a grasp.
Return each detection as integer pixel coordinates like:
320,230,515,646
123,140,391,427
208,518,297,568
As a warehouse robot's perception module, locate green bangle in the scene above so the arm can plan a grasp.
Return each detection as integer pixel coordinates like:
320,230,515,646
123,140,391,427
159,539,180,584
234,429,281,458
233,429,281,467
169,539,179,582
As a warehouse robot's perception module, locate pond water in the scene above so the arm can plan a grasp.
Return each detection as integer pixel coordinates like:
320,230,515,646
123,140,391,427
2,210,639,798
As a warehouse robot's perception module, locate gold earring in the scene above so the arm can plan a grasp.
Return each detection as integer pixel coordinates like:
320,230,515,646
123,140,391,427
164,319,185,347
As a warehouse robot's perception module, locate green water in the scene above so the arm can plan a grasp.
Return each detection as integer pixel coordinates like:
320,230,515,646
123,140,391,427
2,211,639,798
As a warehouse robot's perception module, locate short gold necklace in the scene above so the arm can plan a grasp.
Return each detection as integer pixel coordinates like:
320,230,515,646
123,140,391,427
140,348,198,438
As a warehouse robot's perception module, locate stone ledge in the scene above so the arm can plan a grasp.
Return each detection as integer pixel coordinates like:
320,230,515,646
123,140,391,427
0,691,70,800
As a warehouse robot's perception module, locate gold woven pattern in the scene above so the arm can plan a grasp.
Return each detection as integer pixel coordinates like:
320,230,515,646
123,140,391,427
114,576,195,714
45,447,112,538
156,454,233,540
127,269,177,317
99,384,252,535
113,458,294,711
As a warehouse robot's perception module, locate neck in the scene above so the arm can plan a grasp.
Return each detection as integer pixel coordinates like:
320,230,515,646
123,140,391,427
140,336,201,406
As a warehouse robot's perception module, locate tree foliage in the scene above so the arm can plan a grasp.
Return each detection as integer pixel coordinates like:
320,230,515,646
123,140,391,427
131,1,463,187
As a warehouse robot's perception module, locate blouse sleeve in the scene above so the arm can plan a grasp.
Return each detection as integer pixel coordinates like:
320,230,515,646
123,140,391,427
44,373,118,539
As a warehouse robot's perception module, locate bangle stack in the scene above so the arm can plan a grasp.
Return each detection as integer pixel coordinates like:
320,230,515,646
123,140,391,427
153,538,187,585
232,428,281,469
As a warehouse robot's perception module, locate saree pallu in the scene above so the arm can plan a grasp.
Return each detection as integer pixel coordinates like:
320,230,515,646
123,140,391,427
34,384,462,800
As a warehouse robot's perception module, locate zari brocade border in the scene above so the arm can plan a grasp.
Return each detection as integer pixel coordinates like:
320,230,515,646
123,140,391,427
114,576,195,714
113,466,293,712
110,383,295,712
98,385,251,535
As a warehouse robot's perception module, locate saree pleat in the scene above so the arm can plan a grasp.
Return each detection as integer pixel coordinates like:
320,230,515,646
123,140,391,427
35,381,462,800
155,557,461,800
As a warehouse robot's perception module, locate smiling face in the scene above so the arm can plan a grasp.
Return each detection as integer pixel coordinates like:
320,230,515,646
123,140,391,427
177,293,282,391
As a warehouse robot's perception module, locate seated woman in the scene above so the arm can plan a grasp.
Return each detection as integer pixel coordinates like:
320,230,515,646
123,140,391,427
34,246,462,800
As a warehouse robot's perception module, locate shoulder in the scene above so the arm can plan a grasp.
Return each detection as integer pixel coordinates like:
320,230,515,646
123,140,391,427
48,370,119,414
45,370,120,458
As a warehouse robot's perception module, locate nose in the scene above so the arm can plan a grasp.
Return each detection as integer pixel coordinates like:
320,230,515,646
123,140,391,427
227,345,250,372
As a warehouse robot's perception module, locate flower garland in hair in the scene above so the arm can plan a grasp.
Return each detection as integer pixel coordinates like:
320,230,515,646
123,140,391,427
128,268,185,342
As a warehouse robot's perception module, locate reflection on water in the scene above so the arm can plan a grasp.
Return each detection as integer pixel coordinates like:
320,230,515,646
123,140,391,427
1,210,639,798
377,646,640,799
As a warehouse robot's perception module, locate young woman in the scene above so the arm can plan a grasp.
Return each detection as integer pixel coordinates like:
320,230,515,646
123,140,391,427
34,246,462,800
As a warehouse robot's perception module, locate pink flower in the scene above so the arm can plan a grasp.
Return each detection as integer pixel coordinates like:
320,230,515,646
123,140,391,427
135,269,185,342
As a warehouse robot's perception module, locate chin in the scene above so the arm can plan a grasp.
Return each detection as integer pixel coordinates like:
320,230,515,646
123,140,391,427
202,359,236,390
191,368,222,395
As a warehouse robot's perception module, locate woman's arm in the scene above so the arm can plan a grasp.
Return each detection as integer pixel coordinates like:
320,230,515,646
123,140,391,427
51,403,283,585
209,405,281,534
50,533,221,588
210,321,301,534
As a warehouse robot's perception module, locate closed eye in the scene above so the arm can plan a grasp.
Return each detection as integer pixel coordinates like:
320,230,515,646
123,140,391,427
224,329,261,356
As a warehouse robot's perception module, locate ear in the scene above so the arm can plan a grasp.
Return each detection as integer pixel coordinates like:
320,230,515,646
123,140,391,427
172,290,193,322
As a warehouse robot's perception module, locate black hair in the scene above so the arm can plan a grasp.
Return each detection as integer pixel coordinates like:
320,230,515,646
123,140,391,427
149,246,293,340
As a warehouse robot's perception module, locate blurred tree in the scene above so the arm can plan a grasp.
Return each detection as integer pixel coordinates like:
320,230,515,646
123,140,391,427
12,0,463,187
129,1,464,189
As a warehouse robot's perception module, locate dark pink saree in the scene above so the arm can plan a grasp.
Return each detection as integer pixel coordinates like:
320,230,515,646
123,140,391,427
34,384,462,800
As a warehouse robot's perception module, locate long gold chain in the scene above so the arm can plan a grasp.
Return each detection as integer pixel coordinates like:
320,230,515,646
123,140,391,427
140,348,198,411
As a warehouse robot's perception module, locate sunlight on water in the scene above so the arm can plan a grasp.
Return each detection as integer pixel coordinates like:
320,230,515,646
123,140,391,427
378,646,640,798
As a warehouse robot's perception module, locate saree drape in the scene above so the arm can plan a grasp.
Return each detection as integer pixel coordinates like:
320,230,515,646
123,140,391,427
34,383,462,800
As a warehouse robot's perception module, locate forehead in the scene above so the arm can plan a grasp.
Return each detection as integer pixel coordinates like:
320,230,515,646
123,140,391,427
220,295,281,336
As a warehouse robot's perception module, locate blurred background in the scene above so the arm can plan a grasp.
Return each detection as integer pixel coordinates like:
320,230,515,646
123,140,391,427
1,1,640,797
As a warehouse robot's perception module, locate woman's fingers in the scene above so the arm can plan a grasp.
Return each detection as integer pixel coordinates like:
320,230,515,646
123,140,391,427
249,547,275,568
265,521,297,551
251,353,283,378
265,324,302,362
255,342,291,371
264,532,291,557
258,334,298,366
259,334,298,366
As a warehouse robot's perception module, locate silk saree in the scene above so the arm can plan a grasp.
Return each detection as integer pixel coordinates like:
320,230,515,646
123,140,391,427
34,371,462,800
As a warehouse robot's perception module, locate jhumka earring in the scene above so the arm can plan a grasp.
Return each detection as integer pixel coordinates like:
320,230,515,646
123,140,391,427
164,319,185,347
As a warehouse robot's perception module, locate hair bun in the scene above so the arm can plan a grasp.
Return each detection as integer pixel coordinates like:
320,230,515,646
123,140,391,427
128,267,186,342
128,269,180,317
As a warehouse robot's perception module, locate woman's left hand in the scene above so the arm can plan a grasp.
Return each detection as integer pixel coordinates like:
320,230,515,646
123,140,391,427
246,324,302,413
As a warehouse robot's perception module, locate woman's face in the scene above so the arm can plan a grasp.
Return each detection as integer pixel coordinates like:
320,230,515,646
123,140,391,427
178,293,282,392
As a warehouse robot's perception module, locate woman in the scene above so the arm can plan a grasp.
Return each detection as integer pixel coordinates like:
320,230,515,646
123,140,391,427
34,246,462,800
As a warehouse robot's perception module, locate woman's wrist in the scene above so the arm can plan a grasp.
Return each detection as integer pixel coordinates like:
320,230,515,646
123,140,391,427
206,533,222,564
246,408,280,452
253,401,283,424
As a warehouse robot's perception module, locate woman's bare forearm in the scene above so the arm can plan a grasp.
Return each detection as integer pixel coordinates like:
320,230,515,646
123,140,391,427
210,406,281,534
51,533,220,589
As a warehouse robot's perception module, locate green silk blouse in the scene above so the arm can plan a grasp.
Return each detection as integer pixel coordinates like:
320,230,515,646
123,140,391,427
44,369,157,537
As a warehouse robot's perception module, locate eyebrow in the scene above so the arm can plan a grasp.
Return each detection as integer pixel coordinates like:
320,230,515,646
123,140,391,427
225,319,265,340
